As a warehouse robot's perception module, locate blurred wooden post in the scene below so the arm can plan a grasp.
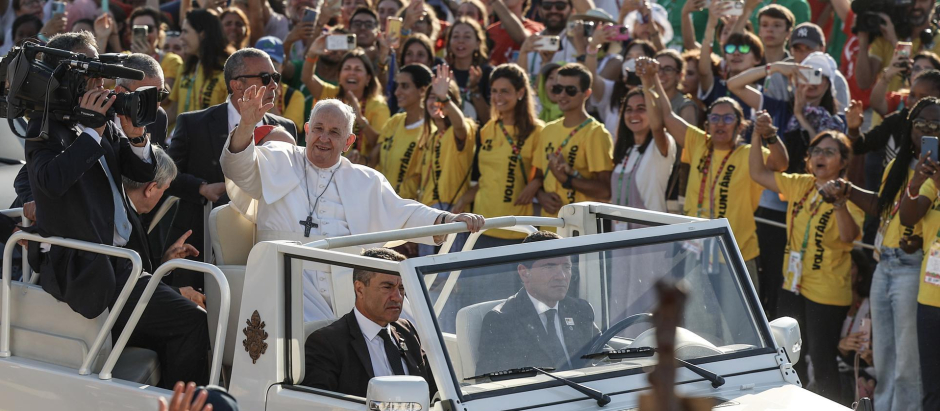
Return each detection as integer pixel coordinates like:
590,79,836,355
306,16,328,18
638,279,714,411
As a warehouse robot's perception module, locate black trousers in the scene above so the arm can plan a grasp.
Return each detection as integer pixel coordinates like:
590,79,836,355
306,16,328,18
756,207,787,319
111,276,210,388
776,290,849,401
918,303,940,410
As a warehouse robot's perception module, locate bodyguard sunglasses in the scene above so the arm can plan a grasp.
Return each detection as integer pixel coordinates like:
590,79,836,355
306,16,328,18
233,72,282,86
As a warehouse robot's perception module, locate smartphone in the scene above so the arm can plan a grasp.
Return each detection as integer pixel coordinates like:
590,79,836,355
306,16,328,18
721,0,744,16
858,319,871,352
133,25,148,43
326,34,357,50
51,1,66,15
101,0,109,14
533,35,560,52
387,17,403,47
800,67,823,85
622,58,636,75
923,136,939,163
896,41,913,59
605,25,630,41
303,7,318,23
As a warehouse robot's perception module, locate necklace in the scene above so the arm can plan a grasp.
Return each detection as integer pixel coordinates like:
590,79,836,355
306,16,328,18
297,149,338,237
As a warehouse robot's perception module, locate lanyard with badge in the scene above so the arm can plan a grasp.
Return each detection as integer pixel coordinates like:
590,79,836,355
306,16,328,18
924,196,940,287
685,144,738,273
499,120,529,185
783,185,825,294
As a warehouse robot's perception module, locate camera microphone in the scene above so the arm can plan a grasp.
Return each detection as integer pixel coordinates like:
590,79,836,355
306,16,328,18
69,60,145,80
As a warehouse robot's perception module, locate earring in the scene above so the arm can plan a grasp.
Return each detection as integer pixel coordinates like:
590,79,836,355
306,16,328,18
518,96,523,101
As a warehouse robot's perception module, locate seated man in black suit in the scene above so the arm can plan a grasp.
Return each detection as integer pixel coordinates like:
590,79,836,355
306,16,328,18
475,231,600,376
301,248,436,397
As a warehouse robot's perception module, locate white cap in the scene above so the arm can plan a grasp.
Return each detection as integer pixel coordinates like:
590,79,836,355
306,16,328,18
622,3,673,46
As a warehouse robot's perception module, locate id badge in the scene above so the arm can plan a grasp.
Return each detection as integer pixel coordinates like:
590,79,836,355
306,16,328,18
682,238,704,258
873,230,885,262
926,242,940,287
783,250,803,294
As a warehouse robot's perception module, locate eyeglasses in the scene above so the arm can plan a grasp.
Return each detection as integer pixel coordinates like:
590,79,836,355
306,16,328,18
158,88,170,101
707,113,738,125
540,1,569,10
913,118,940,134
551,84,581,96
233,72,282,86
165,30,181,37
810,147,839,158
724,44,752,55
659,66,678,75
349,20,377,30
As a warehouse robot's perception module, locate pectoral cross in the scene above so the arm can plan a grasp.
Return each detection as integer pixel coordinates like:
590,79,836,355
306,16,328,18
299,215,318,237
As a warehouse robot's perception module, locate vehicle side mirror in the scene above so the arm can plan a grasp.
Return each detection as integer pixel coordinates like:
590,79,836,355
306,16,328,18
366,376,429,411
770,317,802,365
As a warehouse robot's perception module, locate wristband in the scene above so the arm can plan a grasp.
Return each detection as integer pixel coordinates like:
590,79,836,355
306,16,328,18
305,56,319,64
587,45,599,56
765,63,771,76
907,182,922,201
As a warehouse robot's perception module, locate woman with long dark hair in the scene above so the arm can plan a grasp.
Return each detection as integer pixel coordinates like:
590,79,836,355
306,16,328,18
415,65,475,255
304,44,391,158
587,38,656,135
167,9,233,118
835,97,940,411
749,113,863,400
454,63,543,249
220,7,250,50
444,17,492,124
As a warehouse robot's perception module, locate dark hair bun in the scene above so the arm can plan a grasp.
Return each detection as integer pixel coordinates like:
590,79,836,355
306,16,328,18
399,64,434,89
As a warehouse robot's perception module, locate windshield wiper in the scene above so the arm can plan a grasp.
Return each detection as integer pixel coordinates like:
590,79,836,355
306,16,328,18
467,367,611,406
581,347,725,388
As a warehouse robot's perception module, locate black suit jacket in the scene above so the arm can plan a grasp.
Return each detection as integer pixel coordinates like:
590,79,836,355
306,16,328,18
147,106,169,149
24,117,156,319
166,102,297,262
125,205,161,275
301,310,437,398
475,289,600,376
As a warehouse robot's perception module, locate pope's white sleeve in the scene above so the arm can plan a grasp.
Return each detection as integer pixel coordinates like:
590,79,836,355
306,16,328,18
220,132,264,199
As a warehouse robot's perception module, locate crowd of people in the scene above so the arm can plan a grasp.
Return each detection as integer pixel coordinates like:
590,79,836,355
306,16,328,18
2,0,940,407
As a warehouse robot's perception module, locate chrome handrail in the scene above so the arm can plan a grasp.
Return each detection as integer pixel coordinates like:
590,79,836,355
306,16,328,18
98,259,230,385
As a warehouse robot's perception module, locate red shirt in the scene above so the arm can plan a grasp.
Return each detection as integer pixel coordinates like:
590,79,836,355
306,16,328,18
487,19,545,65
840,12,872,108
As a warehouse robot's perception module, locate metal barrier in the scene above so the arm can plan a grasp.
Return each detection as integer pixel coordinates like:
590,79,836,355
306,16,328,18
753,216,876,251
100,258,230,385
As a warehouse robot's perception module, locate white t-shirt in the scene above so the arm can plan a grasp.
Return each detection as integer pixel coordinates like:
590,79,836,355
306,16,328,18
591,77,620,137
611,133,676,214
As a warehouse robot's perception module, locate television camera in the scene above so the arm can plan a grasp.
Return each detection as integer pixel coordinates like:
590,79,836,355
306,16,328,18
0,42,160,139
851,0,915,40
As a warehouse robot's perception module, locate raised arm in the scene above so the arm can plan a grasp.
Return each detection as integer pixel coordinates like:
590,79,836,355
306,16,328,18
731,0,761,34
490,0,528,45
433,65,470,148
586,26,613,101
639,58,670,157
301,35,330,101
749,111,782,192
698,2,725,97
900,155,939,226
681,0,705,51
870,53,907,117
638,57,689,147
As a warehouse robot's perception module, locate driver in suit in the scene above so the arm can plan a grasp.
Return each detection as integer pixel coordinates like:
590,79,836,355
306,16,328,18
475,231,600,376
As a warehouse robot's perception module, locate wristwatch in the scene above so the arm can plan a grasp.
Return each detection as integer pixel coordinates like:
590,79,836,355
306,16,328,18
562,170,581,189
129,132,149,146
761,133,779,145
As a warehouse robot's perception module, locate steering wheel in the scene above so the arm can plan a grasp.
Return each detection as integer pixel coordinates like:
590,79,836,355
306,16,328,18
577,313,654,366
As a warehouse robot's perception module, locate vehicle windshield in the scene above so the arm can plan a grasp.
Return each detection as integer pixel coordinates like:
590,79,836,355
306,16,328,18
419,231,769,396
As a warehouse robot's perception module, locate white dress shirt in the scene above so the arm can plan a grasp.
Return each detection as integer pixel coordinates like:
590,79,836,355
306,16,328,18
527,292,571,363
354,307,410,377
226,98,265,135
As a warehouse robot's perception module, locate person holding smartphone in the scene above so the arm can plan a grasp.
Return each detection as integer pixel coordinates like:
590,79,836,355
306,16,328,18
871,52,940,117
748,111,863,401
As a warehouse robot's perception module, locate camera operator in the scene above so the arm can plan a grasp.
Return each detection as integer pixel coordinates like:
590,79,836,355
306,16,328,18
22,32,209,388
855,0,939,91
115,53,170,146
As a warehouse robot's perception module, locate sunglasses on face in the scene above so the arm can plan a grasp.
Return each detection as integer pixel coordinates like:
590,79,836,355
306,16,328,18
810,147,839,158
540,1,568,10
914,118,940,134
158,88,170,101
551,84,581,96
707,113,737,125
234,72,282,86
724,44,751,55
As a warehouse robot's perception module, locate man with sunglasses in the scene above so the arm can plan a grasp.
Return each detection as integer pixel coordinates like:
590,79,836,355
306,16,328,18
167,48,297,290
517,0,589,74
533,64,613,217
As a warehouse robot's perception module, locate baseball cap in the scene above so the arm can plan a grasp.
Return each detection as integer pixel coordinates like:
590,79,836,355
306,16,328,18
622,3,674,47
255,36,285,64
801,51,837,81
789,22,825,49
570,9,616,24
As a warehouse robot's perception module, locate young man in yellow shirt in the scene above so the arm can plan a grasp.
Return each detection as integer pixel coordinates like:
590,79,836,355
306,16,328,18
533,64,613,216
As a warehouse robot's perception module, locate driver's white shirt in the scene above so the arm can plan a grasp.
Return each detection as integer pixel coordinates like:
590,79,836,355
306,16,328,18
354,307,410,377
527,292,571,363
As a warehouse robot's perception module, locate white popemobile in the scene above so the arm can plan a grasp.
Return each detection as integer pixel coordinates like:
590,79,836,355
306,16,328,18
0,202,854,410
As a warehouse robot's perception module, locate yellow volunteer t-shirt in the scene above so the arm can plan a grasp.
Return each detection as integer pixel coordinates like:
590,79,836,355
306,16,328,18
475,121,543,239
682,126,765,261
878,159,922,248
776,173,864,306
917,179,940,307
160,52,183,85
278,84,306,133
169,66,228,115
417,119,477,207
870,32,940,93
376,113,424,199
319,83,390,154
533,118,613,210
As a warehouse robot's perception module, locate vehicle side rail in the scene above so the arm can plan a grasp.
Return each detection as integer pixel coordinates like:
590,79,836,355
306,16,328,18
1,231,143,377
0,208,34,284
100,258,230,386
304,216,566,250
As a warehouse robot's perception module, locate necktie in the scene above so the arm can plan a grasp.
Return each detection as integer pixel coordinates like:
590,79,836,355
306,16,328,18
98,154,132,243
543,309,569,369
378,328,406,376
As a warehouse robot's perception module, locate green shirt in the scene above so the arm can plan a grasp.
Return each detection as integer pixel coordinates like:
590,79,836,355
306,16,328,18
659,0,710,49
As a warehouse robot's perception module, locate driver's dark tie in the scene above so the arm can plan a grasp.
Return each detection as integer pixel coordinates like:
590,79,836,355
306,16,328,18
544,309,570,369
379,328,406,376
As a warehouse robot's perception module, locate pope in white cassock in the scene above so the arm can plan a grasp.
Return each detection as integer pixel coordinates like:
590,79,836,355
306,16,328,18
220,86,486,321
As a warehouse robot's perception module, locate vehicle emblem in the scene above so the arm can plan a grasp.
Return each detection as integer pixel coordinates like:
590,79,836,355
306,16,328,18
243,310,269,364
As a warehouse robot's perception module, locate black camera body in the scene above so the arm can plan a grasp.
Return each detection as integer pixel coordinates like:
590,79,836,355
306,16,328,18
851,0,914,39
0,42,159,138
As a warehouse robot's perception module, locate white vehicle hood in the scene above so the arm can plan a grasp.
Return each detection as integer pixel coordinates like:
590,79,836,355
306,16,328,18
720,384,850,410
